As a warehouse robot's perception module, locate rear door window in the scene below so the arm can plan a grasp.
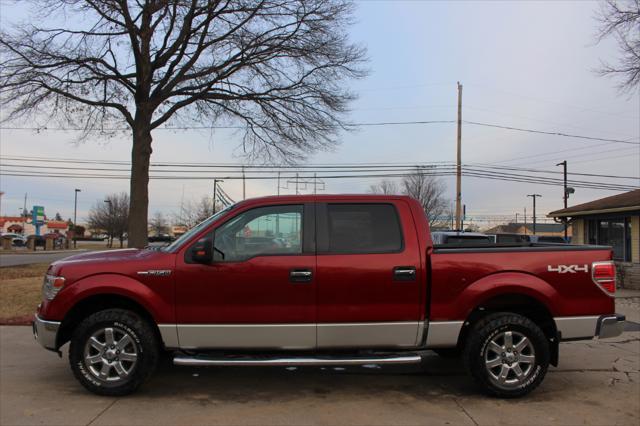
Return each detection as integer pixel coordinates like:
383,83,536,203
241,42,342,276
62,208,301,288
324,204,403,254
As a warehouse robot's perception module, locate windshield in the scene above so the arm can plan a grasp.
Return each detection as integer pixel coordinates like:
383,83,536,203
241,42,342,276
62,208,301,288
161,204,236,252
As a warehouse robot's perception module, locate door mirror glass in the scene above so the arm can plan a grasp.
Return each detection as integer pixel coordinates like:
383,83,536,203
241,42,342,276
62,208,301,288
189,236,213,264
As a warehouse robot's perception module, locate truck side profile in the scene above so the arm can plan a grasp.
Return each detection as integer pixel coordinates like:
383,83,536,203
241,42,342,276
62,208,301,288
33,195,625,397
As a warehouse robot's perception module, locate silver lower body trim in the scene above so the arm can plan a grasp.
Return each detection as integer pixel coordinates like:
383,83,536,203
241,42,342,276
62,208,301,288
173,354,422,367
165,322,421,350
555,316,599,340
425,321,464,348
158,324,179,349
175,324,316,350
317,322,420,348
32,314,60,350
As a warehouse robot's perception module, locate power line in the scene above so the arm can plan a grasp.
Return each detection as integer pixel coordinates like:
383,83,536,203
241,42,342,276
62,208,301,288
1,169,635,191
2,157,638,181
462,121,640,145
2,160,638,181
1,118,638,144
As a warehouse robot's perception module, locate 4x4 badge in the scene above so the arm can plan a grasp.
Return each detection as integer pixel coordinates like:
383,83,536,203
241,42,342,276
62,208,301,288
547,264,588,274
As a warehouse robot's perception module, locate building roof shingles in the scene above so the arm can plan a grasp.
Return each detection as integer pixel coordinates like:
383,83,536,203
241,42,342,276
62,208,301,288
548,189,640,217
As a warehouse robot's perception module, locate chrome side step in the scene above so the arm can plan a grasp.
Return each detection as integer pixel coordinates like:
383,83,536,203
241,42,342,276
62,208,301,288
173,354,422,367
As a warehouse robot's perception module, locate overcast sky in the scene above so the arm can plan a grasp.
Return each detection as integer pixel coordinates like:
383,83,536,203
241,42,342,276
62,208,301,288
0,0,638,226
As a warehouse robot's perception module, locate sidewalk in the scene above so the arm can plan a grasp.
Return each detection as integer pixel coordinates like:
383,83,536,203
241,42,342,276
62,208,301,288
616,288,640,299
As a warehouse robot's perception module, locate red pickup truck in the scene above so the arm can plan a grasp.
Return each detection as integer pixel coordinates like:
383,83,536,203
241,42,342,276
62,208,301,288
33,195,625,398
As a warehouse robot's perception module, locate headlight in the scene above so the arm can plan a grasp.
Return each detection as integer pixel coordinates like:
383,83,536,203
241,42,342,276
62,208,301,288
42,275,66,300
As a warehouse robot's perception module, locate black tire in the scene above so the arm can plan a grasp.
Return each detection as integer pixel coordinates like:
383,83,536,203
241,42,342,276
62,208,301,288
433,348,461,359
69,309,159,396
462,312,549,398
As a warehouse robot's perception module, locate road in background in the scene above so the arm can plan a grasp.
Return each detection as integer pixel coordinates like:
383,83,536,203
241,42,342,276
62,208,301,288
0,251,87,267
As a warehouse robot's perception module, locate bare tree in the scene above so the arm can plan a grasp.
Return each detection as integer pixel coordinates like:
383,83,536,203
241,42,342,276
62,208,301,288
149,211,169,235
88,193,130,247
0,1,367,247
595,0,640,91
174,195,221,228
368,179,400,195
401,168,449,228
370,168,450,228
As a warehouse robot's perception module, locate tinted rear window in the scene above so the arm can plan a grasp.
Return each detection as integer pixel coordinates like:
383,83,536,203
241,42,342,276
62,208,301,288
326,204,403,253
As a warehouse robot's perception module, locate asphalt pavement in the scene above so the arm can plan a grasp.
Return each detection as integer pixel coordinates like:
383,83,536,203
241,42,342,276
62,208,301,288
1,301,638,426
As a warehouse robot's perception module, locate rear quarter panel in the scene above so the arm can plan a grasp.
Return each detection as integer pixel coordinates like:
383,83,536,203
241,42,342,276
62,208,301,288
429,247,615,321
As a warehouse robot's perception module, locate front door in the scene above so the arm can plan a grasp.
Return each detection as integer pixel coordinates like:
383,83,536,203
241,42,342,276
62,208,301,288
315,201,423,348
175,203,316,349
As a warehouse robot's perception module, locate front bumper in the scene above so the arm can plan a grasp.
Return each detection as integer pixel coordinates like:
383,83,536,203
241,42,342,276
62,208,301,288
32,314,60,350
596,313,626,339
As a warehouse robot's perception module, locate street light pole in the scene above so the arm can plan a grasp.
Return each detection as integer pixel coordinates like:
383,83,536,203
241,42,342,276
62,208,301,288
527,194,542,235
556,161,569,240
73,189,81,248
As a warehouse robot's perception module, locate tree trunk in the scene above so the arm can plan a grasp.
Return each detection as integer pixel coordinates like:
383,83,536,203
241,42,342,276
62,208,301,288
128,120,153,248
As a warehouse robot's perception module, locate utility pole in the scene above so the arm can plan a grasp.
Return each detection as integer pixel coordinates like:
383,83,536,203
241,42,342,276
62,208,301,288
556,161,569,240
313,173,318,194
212,179,223,214
515,213,519,224
524,207,527,235
73,189,81,248
0,191,4,217
527,194,542,235
23,193,27,218
242,166,246,200
455,81,463,230
295,172,299,195
277,172,281,196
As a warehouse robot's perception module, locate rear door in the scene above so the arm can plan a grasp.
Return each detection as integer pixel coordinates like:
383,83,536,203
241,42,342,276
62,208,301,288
315,200,423,348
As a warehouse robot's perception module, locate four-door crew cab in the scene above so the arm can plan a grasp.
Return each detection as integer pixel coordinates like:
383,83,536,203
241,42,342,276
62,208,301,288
33,195,625,397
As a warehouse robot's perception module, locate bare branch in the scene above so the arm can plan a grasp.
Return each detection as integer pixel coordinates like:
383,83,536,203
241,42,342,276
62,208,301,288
595,0,640,92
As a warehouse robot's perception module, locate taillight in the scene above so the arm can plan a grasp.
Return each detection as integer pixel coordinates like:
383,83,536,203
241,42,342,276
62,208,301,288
592,261,616,296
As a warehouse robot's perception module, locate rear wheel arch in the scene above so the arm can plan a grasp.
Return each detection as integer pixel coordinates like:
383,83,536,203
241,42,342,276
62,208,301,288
457,293,559,366
57,294,164,351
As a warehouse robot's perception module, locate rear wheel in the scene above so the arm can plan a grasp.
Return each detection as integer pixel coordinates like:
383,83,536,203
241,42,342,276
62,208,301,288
463,312,549,398
69,309,159,396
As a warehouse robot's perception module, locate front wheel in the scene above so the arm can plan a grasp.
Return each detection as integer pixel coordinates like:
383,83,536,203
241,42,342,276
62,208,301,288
69,309,159,396
463,312,549,398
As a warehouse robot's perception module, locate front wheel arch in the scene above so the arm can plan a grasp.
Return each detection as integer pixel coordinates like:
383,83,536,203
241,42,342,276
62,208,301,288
57,294,164,352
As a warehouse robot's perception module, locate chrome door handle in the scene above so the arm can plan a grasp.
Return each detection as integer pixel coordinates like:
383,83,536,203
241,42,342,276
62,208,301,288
290,269,313,283
393,266,416,282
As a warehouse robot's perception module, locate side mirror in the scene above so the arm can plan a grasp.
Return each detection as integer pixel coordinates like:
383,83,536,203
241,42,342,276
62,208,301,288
190,237,213,264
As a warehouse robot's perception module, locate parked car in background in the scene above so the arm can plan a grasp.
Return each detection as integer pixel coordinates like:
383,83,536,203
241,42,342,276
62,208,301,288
493,233,530,244
148,233,174,243
431,231,494,246
529,235,568,244
1,232,27,246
